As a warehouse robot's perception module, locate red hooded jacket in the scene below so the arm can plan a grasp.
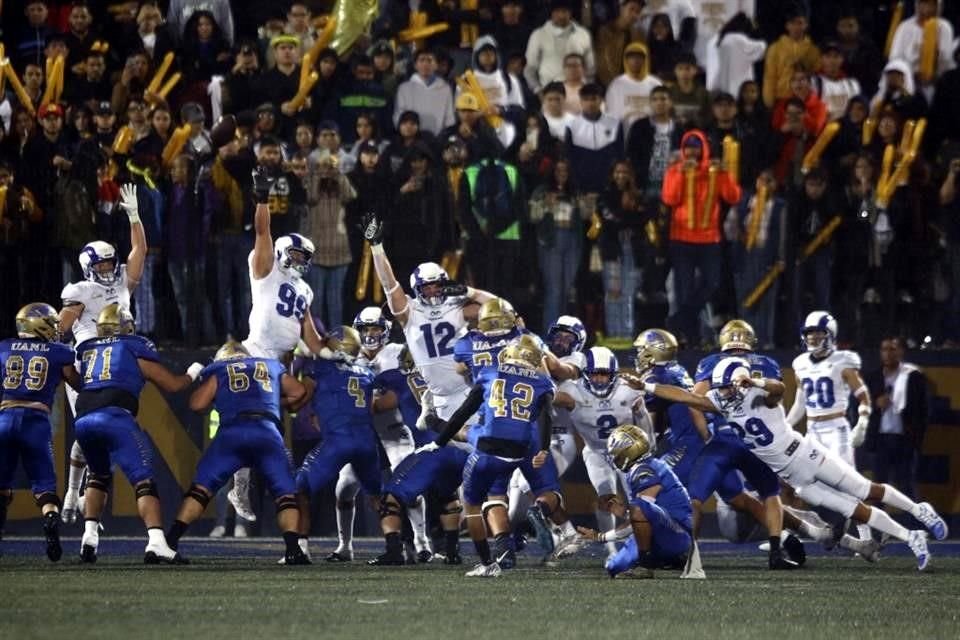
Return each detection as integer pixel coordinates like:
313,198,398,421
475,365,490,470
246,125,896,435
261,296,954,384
661,129,741,244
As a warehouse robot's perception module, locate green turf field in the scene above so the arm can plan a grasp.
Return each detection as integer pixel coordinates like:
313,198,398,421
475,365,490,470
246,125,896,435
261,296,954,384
2,539,959,640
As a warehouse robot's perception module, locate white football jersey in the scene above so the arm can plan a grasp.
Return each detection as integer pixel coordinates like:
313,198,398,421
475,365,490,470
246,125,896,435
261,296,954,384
61,266,132,345
403,296,470,398
707,386,802,472
791,350,861,418
559,377,650,453
549,354,584,437
245,253,314,359
359,343,409,442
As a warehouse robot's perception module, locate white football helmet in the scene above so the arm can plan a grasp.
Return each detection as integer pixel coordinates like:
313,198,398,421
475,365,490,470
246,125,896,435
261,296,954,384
546,315,587,357
409,262,449,306
582,346,619,398
710,356,751,411
801,311,837,357
353,306,392,350
79,241,121,286
275,234,314,278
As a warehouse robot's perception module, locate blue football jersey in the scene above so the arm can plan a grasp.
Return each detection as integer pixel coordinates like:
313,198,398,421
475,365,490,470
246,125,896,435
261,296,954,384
625,456,692,530
76,335,159,396
306,358,375,438
644,362,701,447
203,357,287,425
375,365,434,444
0,338,75,408
453,327,540,381
694,352,782,384
472,362,556,444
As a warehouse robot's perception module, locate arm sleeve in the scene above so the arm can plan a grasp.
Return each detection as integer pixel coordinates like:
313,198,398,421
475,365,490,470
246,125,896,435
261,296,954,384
434,384,485,446
538,393,554,452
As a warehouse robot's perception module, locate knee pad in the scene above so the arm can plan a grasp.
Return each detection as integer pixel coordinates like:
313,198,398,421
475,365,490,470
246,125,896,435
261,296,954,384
379,495,403,519
135,480,159,500
185,484,211,508
86,473,112,493
440,497,463,516
275,495,298,513
481,500,508,517
35,492,61,509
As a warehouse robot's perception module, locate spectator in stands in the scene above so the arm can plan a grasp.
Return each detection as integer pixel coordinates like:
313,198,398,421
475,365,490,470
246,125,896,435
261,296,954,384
706,12,766,97
595,0,644,88
772,97,810,187
835,9,882,98
600,159,644,339
493,0,532,64
706,92,764,191
254,35,306,138
523,0,595,93
180,10,232,85
661,130,741,345
384,111,427,173
605,42,662,130
62,48,112,109
670,52,709,129
816,41,861,123
258,135,305,237
864,337,928,499
561,53,586,115
762,6,820,108
565,83,622,196
17,1,54,65
394,49,456,137
300,150,356,328
327,55,390,145
63,2,96,73
346,112,385,165
889,0,956,86
121,2,176,65
167,0,234,46
469,36,526,128
369,40,399,101
645,14,682,81
347,140,392,315
792,168,839,312
541,81,575,140
872,60,928,122
224,41,262,114
110,50,150,115
638,0,697,56
442,93,505,164
628,85,681,201
92,101,117,150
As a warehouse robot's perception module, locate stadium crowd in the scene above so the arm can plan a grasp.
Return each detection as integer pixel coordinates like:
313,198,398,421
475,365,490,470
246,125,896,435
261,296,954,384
2,0,960,349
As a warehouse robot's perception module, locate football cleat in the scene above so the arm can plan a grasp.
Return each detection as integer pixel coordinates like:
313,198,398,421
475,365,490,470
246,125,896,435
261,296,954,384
782,534,806,567
144,539,188,565
680,541,706,579
325,550,353,562
526,505,555,554
907,530,930,571
367,552,405,566
496,548,517,570
208,525,226,538
416,550,434,564
768,548,800,570
465,562,502,577
915,502,948,541
61,491,80,524
42,512,62,562
227,482,256,522
513,531,528,552
283,550,311,566
443,552,463,565
79,529,98,564
843,535,880,563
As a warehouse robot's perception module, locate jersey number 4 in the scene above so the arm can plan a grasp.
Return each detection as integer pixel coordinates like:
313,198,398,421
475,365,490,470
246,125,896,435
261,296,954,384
276,283,307,321
419,322,456,358
801,377,835,409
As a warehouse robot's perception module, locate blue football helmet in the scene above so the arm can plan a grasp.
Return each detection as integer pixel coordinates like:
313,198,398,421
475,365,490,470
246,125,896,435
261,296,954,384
546,315,587,357
710,356,751,411
409,262,449,306
583,346,619,398
353,306,392,350
79,241,121,286
801,311,837,357
275,234,314,278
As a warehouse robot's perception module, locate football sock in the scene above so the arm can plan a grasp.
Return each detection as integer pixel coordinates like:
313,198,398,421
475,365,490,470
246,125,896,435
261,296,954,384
408,499,430,552
473,539,492,564
493,532,515,557
867,507,910,542
768,535,781,552
166,520,189,550
444,529,460,557
147,527,168,548
335,502,355,552
84,518,99,543
880,485,919,513
282,531,301,555
385,532,403,556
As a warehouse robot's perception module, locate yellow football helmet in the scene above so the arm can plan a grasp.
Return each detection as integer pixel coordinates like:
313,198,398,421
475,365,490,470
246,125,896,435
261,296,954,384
718,319,757,352
327,326,362,361
96,303,135,337
477,298,518,337
399,345,417,373
607,424,652,472
214,341,250,361
633,328,678,375
15,302,60,341
499,334,544,370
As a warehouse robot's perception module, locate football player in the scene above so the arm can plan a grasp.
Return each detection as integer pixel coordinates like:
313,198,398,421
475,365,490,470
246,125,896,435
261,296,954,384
59,184,145,524
553,346,652,560
74,304,201,564
228,167,326,523
328,307,431,563
293,327,381,560
0,304,80,561
416,335,556,577
577,425,693,579
644,356,948,571
164,342,310,565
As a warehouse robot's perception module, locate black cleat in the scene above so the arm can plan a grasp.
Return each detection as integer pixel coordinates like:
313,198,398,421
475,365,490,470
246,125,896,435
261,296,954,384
284,550,311,566
42,512,63,562
324,550,353,562
367,552,405,566
144,551,190,565
769,549,800,570
80,544,97,564
443,553,463,565
417,550,434,563
497,548,516,570
783,534,806,567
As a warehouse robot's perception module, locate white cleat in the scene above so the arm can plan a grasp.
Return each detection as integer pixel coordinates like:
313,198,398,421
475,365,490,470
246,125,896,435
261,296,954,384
907,530,930,571
553,530,585,559
840,534,880,563
915,502,948,541
208,525,226,538
465,562,502,577
79,531,98,563
62,491,80,524
233,523,249,538
227,486,257,522
144,539,187,565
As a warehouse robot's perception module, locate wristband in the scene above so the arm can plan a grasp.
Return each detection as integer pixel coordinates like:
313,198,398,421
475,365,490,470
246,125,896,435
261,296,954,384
852,385,867,398
126,210,141,225
371,243,385,256
858,405,872,417
754,377,767,389
643,382,657,394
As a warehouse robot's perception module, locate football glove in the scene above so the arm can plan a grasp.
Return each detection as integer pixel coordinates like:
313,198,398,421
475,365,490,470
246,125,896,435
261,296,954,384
851,415,869,448
118,183,140,224
440,283,468,297
361,212,384,245
414,442,440,455
252,166,275,204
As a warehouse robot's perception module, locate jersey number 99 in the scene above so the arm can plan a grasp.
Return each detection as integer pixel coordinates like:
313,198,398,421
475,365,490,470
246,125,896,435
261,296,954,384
276,283,307,321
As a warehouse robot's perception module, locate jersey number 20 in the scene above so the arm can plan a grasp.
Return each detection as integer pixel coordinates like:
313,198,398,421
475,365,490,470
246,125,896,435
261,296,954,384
802,377,835,409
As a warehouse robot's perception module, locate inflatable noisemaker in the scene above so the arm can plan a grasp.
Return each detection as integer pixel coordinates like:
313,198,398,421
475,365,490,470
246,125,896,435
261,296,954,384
90,40,110,55
329,0,379,55
307,16,337,63
457,70,502,127
879,144,895,193
684,166,696,230
460,0,479,47
801,121,839,173
355,241,372,301
161,125,192,168
909,118,927,155
1,59,35,116
40,55,64,107
898,119,915,156
146,52,175,95
112,125,134,155
586,210,602,240
699,165,718,229
919,17,938,84
156,72,181,101
0,45,5,97
884,2,904,58
722,136,739,185
288,70,319,112
861,116,877,146
744,184,768,251
398,11,449,50
0,185,7,226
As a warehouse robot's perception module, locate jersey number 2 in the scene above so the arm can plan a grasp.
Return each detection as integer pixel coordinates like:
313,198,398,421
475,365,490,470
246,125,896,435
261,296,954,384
276,283,307,321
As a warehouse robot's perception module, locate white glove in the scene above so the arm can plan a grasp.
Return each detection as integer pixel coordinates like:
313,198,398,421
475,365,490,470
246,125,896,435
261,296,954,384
186,362,204,382
119,183,140,224
414,442,440,455
851,416,869,448
416,390,435,430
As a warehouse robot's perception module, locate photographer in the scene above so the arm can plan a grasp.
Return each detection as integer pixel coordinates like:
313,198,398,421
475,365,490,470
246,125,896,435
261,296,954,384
224,41,263,114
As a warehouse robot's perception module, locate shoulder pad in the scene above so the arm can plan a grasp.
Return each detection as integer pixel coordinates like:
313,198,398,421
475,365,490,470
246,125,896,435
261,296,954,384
837,350,861,370
60,281,87,305
791,353,807,370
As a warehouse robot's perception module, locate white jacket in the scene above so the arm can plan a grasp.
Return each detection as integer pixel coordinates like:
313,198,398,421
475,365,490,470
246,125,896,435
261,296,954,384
524,21,595,92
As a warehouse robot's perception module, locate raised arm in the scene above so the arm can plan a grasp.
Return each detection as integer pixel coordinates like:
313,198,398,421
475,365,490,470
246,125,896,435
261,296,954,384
362,213,410,325
118,183,147,291
737,375,785,406
59,304,83,336
543,351,579,381
300,313,327,355
251,168,275,280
